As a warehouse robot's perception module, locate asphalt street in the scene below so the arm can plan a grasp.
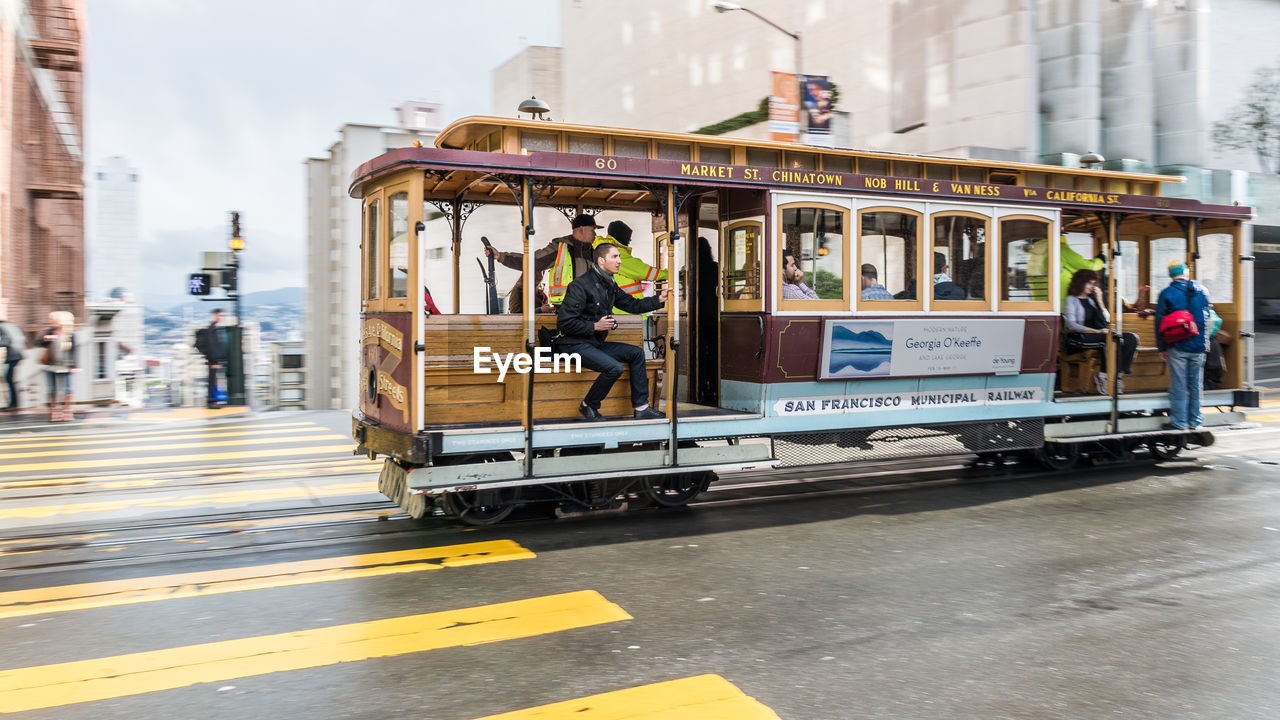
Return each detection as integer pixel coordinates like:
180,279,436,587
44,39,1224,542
0,407,1278,719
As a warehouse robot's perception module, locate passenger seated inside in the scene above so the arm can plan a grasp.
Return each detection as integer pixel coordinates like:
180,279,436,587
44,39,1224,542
781,249,819,299
932,253,966,300
557,243,670,421
1063,268,1138,394
860,264,894,300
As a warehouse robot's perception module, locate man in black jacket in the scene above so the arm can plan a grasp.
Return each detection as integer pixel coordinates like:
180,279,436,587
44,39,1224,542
195,309,227,408
558,243,669,421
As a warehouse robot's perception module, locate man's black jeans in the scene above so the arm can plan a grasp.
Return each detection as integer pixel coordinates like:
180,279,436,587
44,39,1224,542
560,341,648,410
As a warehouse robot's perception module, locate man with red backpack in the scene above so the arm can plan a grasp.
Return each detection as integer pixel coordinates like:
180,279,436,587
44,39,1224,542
1154,260,1211,430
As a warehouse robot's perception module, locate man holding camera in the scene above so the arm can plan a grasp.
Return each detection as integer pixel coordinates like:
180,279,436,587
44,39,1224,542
557,242,670,421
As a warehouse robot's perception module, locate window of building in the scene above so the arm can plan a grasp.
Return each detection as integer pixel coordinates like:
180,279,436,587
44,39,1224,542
388,192,409,298
1197,232,1234,305
96,340,108,379
281,371,304,384
931,213,988,305
364,199,380,301
280,388,304,402
999,216,1053,308
858,209,922,308
281,354,304,369
778,203,847,308
723,220,762,309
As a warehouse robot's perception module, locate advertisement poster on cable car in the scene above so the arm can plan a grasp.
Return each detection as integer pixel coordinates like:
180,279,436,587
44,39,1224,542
818,318,1025,379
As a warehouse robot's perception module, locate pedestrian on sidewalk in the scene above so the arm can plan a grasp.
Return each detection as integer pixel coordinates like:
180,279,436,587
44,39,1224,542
0,316,25,411
40,311,78,422
194,308,227,408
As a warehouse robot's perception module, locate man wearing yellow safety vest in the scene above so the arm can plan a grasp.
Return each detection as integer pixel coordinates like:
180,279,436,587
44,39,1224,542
592,220,667,313
485,214,601,308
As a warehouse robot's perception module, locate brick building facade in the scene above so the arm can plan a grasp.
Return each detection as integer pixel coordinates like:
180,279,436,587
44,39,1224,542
0,0,85,336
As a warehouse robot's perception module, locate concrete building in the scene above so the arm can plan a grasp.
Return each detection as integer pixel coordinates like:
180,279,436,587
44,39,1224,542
305,102,442,410
269,341,306,410
0,0,85,333
492,45,563,121
88,156,141,303
557,0,1280,302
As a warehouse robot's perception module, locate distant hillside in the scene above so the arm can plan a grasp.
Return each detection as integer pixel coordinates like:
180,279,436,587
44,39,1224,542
244,286,304,306
147,286,305,315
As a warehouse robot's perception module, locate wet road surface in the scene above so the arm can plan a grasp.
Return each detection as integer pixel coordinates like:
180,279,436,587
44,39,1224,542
1,407,1278,719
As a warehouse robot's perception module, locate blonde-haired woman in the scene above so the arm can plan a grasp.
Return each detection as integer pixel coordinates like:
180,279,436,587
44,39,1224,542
41,311,78,421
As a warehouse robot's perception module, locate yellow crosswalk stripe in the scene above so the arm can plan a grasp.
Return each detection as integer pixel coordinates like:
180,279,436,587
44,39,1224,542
471,675,780,720
0,432,346,460
0,421,318,445
0,480,375,520
0,541,534,619
0,458,376,491
0,444,357,475
0,590,631,714
1246,412,1280,422
0,425,329,451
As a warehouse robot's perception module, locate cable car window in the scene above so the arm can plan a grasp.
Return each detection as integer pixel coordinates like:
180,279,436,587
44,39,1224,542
1149,237,1186,293
725,222,761,301
657,143,690,161
1197,233,1234,304
699,146,731,165
614,139,648,158
781,206,844,300
388,192,409,298
568,136,604,155
747,148,779,167
859,158,887,176
860,211,918,302
894,161,921,178
1000,218,1051,302
1117,239,1139,306
787,152,817,170
932,214,987,302
365,199,380,300
520,132,558,152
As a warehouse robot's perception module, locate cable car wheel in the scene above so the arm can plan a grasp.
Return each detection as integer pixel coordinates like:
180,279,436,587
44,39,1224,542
1147,434,1187,460
642,471,712,507
1035,442,1080,471
443,487,520,525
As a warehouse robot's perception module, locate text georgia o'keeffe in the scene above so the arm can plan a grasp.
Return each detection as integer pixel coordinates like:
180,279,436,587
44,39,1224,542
473,347,582,382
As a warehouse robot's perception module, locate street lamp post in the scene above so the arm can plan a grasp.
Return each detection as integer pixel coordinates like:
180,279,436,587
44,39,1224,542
712,1,802,78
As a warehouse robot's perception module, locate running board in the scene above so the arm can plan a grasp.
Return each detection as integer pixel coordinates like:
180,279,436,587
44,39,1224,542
408,443,775,493
1044,411,1249,442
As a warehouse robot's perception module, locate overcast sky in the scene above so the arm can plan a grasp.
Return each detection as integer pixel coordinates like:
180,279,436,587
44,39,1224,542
86,0,560,308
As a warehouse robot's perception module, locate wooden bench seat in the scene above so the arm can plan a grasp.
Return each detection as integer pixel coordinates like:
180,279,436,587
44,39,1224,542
422,314,662,425
1058,314,1168,394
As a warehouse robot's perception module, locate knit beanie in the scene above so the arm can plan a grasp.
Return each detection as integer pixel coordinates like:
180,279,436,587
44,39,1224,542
1167,259,1187,278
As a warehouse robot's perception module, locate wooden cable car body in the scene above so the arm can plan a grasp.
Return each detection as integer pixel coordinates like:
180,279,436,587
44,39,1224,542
350,116,1258,523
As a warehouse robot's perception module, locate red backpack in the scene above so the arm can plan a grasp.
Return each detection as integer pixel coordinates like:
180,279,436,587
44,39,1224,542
1158,284,1199,344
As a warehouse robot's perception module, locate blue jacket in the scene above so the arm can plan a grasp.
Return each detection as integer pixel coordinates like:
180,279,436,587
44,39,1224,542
1154,279,1211,353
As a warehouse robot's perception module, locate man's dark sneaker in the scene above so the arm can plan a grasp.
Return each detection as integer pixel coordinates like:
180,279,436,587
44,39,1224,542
579,404,603,421
633,407,663,420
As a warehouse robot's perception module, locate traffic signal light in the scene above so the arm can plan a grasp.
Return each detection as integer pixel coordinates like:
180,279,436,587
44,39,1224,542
188,273,213,296
220,266,237,292
230,212,244,251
